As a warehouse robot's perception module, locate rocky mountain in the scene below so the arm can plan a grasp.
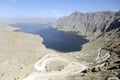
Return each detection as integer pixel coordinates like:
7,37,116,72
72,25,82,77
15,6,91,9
0,11,120,80
52,11,120,40
50,11,120,80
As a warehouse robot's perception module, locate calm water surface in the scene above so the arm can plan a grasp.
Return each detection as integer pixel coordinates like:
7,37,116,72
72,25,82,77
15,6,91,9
11,23,88,52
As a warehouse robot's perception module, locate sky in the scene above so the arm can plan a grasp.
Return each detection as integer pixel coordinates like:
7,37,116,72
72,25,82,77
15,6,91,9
0,0,120,19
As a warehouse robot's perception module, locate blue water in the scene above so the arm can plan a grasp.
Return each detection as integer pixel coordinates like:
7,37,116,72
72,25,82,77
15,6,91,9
11,23,88,52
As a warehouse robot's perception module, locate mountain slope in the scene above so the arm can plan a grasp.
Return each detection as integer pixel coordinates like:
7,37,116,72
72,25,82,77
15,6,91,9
52,11,120,40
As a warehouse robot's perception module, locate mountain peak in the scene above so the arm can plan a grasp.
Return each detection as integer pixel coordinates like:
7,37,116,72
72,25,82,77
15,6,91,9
71,11,81,16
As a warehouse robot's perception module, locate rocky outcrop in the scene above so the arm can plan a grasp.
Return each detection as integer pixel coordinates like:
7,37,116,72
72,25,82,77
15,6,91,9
52,11,120,40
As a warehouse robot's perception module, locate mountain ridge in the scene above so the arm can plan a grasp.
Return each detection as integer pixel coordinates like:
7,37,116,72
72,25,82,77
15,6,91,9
52,11,120,40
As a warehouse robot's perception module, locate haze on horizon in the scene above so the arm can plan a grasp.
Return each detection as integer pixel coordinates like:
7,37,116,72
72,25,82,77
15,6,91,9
0,0,120,20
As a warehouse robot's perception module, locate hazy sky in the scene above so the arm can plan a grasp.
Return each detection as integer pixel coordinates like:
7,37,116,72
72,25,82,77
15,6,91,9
0,0,120,19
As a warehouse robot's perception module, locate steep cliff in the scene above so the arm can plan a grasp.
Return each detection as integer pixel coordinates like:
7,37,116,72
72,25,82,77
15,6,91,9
52,11,120,40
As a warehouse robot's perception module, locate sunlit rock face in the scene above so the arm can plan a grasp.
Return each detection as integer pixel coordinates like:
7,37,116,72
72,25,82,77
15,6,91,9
23,54,88,80
52,11,120,40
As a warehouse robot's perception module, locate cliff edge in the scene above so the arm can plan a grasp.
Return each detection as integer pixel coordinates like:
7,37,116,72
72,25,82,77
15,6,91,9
52,11,120,40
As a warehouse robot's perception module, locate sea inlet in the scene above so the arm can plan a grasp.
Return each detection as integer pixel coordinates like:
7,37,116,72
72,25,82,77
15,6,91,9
11,23,88,52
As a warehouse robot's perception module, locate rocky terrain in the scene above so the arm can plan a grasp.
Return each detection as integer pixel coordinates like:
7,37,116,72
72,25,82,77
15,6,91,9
51,11,120,79
0,24,46,80
52,11,120,40
0,11,120,80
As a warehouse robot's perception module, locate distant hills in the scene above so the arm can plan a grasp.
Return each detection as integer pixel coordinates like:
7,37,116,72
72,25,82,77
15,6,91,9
0,18,57,24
